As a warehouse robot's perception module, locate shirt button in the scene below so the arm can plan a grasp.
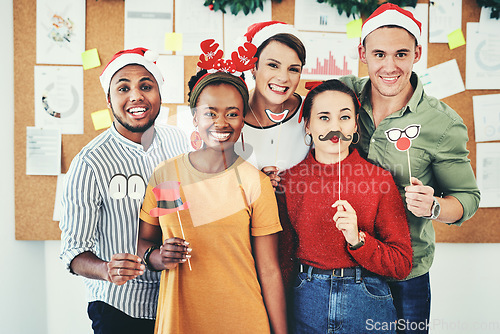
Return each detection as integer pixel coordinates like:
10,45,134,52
371,139,375,143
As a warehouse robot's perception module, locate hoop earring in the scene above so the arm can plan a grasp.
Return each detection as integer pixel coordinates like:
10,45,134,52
304,133,313,147
190,127,203,150
352,131,360,145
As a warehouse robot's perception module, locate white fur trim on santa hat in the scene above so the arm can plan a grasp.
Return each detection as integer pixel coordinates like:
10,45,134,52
361,6,421,45
99,52,164,94
248,22,301,49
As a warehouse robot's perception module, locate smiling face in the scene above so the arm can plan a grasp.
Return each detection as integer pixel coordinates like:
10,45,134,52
252,41,302,106
306,90,358,164
359,27,421,100
193,83,245,153
108,65,161,143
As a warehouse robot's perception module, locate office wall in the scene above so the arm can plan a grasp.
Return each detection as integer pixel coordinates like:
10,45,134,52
1,1,499,333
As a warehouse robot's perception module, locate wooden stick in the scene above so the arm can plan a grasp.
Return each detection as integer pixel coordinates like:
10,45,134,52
274,122,283,167
176,211,192,271
338,140,341,202
407,149,412,185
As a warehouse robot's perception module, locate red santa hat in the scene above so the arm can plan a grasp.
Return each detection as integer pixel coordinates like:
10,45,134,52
361,3,421,45
99,47,164,94
244,20,299,48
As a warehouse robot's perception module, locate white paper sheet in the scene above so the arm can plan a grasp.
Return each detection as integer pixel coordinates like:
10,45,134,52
53,173,66,221
476,142,500,208
156,55,185,103
299,32,359,80
472,94,500,142
406,4,429,75
36,0,85,65
176,105,196,152
155,106,171,127
124,0,173,53
429,0,462,43
26,127,61,176
418,59,464,100
175,0,223,56
479,7,500,34
294,0,355,33
466,22,500,90
223,1,271,56
35,66,84,134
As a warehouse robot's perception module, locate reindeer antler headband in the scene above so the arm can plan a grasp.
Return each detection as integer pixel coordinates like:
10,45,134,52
197,39,258,77
189,39,255,116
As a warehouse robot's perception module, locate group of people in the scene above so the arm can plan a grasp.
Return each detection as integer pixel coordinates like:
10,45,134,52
60,3,480,334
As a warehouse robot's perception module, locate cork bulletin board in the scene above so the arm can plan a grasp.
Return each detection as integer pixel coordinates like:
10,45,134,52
13,0,500,241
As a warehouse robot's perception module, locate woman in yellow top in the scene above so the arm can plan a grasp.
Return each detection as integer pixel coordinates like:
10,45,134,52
137,62,287,333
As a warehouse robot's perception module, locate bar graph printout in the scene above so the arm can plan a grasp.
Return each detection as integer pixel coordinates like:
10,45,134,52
300,32,359,80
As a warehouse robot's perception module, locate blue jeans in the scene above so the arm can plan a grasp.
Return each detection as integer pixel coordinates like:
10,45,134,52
87,301,155,334
388,273,431,334
291,267,397,334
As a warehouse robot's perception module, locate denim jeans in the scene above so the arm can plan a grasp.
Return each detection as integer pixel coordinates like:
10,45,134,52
388,273,431,334
87,301,155,334
291,267,397,334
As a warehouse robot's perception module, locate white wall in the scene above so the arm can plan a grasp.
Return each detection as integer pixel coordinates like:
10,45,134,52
1,1,499,333
0,2,89,333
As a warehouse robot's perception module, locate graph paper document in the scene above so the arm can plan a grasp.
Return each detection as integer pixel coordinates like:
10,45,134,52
300,32,359,80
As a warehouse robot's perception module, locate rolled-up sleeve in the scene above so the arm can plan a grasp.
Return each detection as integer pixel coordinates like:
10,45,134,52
432,118,480,225
59,156,102,272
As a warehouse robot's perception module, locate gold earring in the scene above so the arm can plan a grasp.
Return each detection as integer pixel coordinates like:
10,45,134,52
352,131,360,145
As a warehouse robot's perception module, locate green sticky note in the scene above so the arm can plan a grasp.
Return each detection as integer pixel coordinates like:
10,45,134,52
91,109,112,131
346,19,362,39
447,29,466,50
165,32,183,51
81,48,101,70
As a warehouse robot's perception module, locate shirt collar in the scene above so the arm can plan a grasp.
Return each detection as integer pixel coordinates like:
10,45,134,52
109,123,158,153
359,72,423,117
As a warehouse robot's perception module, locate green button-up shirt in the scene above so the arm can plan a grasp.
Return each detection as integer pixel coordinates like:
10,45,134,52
341,73,480,279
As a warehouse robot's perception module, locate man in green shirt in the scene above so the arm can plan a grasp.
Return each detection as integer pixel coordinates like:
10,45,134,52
341,3,480,333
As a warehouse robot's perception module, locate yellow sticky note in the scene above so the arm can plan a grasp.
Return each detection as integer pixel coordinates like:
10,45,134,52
447,29,466,50
81,48,101,70
91,109,112,131
346,19,362,39
165,32,183,51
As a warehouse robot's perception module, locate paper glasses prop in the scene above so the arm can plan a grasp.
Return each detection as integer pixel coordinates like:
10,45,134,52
385,124,421,184
150,181,192,271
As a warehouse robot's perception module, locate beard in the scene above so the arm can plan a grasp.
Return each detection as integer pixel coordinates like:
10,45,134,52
111,105,160,133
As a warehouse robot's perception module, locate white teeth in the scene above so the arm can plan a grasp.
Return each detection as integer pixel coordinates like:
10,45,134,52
269,84,287,92
129,107,146,114
381,76,397,83
210,132,231,140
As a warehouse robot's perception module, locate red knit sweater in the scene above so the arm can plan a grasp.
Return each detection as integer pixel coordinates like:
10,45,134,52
277,149,412,282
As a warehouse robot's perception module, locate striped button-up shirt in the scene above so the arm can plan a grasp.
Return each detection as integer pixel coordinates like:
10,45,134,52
60,124,188,319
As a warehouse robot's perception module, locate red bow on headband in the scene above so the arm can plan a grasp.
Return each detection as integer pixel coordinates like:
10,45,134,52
197,39,257,76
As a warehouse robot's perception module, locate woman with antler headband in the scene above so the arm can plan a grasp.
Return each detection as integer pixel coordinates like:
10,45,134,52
233,21,309,186
137,39,287,334
276,80,413,333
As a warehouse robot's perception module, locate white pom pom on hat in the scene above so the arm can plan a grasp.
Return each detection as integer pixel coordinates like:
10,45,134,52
361,3,422,45
244,20,300,48
99,47,164,94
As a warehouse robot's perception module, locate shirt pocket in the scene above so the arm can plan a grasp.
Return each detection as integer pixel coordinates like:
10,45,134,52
383,146,431,187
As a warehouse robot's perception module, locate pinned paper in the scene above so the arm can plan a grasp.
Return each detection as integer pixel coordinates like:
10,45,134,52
81,48,101,70
91,109,113,131
346,19,362,39
165,32,183,51
447,29,466,50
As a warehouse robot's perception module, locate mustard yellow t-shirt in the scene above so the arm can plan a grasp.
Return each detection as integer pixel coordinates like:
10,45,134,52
140,153,282,334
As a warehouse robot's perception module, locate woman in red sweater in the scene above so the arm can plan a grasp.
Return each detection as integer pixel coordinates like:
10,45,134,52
276,79,412,333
